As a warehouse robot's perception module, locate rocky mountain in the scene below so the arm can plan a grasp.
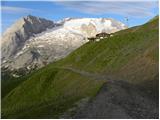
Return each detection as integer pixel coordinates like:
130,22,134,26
1,15,127,71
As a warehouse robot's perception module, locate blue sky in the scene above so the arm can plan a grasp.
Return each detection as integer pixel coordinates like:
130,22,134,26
1,1,159,33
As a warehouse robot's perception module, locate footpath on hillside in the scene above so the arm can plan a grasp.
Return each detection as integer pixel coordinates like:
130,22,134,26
60,67,159,119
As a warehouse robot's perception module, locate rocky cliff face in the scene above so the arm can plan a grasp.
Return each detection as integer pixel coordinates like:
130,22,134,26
1,16,127,71
2,15,55,61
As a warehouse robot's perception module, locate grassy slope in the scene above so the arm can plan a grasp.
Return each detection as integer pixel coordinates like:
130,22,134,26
2,17,159,118
58,16,159,90
1,70,35,98
2,68,104,118
1,75,25,98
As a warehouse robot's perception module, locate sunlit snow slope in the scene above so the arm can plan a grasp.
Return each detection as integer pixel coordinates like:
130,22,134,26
2,16,127,70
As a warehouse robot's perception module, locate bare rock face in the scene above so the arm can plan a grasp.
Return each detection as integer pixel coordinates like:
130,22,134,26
1,15,55,61
1,16,127,72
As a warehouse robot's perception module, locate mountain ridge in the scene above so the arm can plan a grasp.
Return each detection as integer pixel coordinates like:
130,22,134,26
2,15,55,63
2,15,127,72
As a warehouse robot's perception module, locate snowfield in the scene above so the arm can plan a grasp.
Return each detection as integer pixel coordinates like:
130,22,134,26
2,16,127,70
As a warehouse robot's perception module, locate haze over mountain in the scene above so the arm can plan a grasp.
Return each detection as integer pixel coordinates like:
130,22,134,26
1,15,127,71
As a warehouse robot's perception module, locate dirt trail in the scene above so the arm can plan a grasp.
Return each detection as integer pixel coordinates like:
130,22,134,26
61,67,112,81
61,67,159,119
74,81,158,119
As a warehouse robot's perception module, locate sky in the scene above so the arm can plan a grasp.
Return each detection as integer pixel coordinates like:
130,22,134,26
1,0,159,33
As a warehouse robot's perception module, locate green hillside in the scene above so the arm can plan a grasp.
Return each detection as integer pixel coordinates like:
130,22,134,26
1,16,159,118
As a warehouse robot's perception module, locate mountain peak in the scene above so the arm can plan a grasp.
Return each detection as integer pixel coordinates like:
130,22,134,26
23,15,48,22
2,15,55,61
24,14,35,19
2,15,127,70
23,15,37,21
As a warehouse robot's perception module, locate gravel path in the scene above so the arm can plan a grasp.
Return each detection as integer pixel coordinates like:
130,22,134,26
61,67,112,81
74,81,158,119
61,67,159,119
